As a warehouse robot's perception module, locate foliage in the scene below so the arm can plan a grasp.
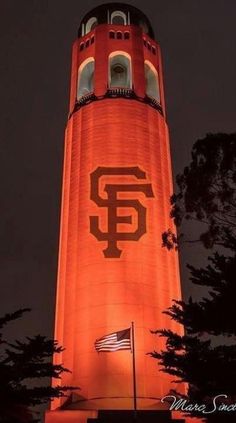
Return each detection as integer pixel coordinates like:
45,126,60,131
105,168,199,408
163,133,236,251
152,133,236,422
165,253,236,337
0,309,76,423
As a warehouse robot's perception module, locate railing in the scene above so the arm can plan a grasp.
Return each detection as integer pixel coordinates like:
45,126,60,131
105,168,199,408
145,95,163,113
69,90,163,118
77,92,96,106
106,87,135,98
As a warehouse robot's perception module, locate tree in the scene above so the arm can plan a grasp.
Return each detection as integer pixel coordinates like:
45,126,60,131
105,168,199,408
167,252,236,337
151,133,236,422
0,309,76,423
162,133,236,251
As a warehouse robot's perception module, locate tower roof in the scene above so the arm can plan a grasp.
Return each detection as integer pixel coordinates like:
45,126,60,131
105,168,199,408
78,3,155,39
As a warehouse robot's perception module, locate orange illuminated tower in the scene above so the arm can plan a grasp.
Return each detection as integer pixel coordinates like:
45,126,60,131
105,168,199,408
46,3,185,423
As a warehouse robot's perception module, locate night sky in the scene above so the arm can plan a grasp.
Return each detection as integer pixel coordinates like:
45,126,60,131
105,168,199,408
0,0,236,345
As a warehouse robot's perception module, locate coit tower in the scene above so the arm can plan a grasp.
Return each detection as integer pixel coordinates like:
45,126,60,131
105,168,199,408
46,3,183,422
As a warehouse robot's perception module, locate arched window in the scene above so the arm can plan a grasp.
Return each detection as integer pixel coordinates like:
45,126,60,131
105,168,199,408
111,11,127,25
109,52,132,89
77,58,95,99
85,17,98,34
145,61,160,102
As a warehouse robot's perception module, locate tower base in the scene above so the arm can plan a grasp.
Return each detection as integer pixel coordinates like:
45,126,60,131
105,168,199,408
45,409,206,423
88,410,184,423
45,410,186,423
45,410,97,423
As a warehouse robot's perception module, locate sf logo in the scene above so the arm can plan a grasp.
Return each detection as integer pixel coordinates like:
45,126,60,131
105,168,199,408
90,167,154,258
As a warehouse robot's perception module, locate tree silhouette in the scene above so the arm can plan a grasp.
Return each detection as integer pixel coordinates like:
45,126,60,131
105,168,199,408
0,309,76,423
162,133,236,251
151,133,236,422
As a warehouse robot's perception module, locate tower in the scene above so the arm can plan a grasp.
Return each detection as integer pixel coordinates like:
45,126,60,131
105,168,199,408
46,3,184,422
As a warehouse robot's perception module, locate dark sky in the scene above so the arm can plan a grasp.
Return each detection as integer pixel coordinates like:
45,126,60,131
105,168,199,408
0,0,236,342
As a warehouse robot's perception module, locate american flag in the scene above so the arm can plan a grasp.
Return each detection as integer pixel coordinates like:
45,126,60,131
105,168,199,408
95,328,131,352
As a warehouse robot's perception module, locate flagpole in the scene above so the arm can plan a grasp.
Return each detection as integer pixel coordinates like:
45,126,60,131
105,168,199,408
131,321,137,418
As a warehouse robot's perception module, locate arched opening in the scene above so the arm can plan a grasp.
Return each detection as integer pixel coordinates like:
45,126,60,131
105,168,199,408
77,58,95,99
109,52,132,89
111,11,127,25
85,17,98,34
145,61,160,102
